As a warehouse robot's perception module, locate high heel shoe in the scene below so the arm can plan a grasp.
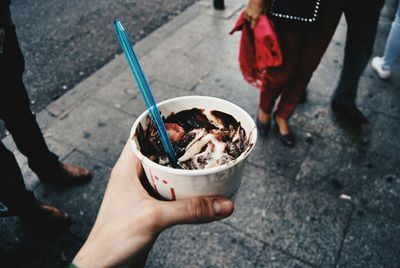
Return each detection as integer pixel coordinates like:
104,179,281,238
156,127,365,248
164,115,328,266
273,113,296,148
256,116,271,137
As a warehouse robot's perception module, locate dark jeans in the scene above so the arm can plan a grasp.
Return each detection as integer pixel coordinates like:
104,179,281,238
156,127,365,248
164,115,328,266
333,0,385,106
0,19,59,213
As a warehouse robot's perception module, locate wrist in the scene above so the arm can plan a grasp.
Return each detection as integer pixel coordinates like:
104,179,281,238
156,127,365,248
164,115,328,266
72,241,100,268
72,229,158,268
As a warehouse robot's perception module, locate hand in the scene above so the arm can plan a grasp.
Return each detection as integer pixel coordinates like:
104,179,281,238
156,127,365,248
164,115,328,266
72,141,234,268
244,0,265,29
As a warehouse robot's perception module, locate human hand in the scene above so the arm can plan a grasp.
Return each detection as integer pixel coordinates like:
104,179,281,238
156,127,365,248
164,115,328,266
244,0,265,29
72,141,234,268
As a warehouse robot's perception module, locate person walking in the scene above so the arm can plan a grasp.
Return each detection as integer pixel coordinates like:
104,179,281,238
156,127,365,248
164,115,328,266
0,1,91,231
331,0,385,125
245,0,344,147
371,1,400,79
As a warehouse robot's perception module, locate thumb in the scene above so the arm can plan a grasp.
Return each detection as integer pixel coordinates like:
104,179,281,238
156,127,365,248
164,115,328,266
159,197,234,227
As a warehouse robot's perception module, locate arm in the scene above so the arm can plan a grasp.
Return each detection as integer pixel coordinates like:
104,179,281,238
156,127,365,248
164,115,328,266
72,141,234,268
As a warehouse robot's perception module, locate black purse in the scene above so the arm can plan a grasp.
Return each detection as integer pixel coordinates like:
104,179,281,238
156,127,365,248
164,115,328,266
268,0,322,23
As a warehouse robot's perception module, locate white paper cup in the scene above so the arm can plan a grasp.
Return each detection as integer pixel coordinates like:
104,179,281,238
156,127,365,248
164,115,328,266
130,96,257,201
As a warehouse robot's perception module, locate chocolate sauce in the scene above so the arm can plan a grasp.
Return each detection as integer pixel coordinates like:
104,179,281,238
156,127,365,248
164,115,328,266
164,108,217,132
211,110,240,129
135,108,249,169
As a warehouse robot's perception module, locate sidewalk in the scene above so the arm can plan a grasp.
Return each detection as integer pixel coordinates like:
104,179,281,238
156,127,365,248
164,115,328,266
1,0,400,267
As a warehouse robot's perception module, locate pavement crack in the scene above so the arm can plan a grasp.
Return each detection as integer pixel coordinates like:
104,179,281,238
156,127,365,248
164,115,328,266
333,204,354,267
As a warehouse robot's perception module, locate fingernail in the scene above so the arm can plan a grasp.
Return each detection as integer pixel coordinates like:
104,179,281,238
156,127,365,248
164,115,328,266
213,199,234,217
213,201,221,214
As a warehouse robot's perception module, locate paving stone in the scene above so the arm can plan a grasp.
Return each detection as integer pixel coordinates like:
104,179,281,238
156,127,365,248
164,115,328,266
292,102,374,146
120,79,197,117
295,135,400,221
148,1,209,43
146,222,263,268
293,98,400,162
0,217,82,267
142,23,209,61
337,210,400,268
141,46,215,90
367,112,400,161
47,136,76,161
46,98,133,166
357,171,400,221
192,65,258,115
358,74,400,118
248,136,310,180
33,150,111,239
90,67,139,111
225,164,352,267
255,246,314,268
313,149,384,198
36,109,56,130
48,78,98,116
183,6,241,38
314,149,400,219
294,137,353,189
92,23,208,112
189,32,240,69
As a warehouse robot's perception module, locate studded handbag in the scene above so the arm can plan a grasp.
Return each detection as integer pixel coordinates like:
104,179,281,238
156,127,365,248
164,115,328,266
267,0,322,23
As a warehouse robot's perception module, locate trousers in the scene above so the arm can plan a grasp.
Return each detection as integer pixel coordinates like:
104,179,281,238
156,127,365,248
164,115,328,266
259,0,345,119
382,1,400,69
0,12,59,213
333,0,385,106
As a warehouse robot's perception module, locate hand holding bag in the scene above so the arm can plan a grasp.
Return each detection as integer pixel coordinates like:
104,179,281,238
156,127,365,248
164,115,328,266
230,11,282,90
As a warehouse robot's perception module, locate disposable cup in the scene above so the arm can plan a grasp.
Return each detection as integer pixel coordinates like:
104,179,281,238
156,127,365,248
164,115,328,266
130,96,257,200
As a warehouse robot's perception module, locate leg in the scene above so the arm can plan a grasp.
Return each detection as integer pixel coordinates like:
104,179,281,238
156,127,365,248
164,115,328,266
258,28,302,115
276,0,345,119
257,28,300,138
258,88,282,115
1,14,91,187
382,2,400,68
333,0,384,106
0,24,60,179
0,142,71,230
255,28,301,145
0,141,36,214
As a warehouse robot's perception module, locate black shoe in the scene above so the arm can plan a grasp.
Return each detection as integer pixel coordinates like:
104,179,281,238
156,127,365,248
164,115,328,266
256,116,271,137
40,163,92,186
273,113,296,148
331,100,368,126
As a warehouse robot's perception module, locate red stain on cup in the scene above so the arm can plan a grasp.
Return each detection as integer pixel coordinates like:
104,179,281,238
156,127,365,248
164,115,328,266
152,176,176,201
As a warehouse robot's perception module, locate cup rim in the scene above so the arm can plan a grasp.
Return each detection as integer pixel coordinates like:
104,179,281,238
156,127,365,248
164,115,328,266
130,96,257,176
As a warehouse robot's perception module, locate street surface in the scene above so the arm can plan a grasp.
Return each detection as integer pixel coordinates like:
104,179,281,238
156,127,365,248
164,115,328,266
1,0,197,137
1,0,399,267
